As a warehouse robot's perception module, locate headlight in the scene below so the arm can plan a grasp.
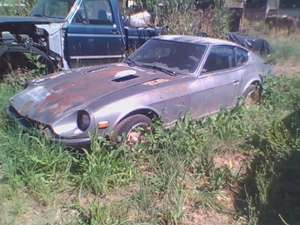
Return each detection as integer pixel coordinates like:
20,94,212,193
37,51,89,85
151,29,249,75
77,110,90,131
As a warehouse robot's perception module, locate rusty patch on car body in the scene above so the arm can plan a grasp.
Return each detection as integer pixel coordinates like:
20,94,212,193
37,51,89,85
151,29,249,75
10,63,175,124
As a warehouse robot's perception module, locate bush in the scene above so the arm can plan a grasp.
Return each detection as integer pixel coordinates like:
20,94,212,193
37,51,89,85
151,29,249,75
160,9,201,35
0,0,36,16
211,5,231,38
139,0,194,12
157,4,231,38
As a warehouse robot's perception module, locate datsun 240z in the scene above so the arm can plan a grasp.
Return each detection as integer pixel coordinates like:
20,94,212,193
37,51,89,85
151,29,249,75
7,35,272,147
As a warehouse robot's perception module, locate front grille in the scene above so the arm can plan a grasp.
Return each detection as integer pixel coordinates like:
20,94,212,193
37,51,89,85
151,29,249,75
8,105,51,132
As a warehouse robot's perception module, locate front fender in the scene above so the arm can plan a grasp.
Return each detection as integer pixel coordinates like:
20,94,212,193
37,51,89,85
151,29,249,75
114,106,160,127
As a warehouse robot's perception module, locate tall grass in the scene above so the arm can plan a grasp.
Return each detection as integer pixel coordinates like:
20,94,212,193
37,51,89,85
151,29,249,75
0,75,300,224
268,36,300,63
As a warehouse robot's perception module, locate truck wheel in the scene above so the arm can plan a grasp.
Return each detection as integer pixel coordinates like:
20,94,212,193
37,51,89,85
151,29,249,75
243,84,262,107
112,114,152,145
0,45,56,78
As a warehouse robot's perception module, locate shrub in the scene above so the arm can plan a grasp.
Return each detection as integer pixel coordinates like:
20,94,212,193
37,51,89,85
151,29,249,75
138,0,194,12
0,0,36,16
157,4,231,38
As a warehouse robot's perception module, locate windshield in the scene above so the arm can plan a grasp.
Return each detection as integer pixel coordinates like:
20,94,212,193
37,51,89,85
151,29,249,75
128,39,207,74
31,0,75,19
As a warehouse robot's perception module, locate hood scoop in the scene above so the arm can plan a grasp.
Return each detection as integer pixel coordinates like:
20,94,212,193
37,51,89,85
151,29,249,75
113,69,138,82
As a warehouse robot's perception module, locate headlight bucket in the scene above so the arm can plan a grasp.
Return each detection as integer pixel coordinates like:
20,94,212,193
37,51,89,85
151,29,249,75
77,110,91,131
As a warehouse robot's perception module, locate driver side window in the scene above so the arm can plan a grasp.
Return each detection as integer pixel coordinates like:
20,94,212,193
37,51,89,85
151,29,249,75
74,0,113,25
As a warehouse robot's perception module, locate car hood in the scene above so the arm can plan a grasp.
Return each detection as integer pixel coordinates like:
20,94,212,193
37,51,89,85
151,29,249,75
0,16,64,26
10,63,175,125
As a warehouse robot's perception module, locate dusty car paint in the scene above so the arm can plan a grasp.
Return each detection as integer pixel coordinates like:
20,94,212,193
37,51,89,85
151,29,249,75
7,35,271,147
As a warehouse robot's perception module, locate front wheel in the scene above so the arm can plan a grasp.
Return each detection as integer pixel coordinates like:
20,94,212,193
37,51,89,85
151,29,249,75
0,45,56,78
112,114,152,146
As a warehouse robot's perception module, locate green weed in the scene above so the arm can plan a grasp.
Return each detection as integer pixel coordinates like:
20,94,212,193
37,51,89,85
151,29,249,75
0,74,299,224
74,137,134,195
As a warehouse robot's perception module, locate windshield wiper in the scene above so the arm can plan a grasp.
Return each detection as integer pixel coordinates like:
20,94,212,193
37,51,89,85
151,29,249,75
140,64,177,76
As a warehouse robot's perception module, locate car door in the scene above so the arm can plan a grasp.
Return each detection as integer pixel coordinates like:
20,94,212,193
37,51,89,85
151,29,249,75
189,45,242,119
65,0,125,67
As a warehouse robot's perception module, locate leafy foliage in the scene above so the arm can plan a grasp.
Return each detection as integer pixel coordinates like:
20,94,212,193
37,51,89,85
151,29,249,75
0,0,36,16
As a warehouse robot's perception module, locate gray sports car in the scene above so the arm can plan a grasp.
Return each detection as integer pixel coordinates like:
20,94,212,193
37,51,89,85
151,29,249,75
7,35,271,147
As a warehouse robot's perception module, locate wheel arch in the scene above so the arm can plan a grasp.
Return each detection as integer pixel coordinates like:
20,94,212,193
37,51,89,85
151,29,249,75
242,77,263,95
0,44,56,75
115,107,160,126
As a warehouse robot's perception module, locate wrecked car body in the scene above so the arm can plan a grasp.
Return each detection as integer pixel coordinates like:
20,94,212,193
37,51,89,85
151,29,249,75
0,0,162,75
7,35,271,147
228,32,272,55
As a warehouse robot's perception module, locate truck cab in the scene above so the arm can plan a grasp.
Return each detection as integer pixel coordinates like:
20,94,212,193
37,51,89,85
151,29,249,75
0,0,162,73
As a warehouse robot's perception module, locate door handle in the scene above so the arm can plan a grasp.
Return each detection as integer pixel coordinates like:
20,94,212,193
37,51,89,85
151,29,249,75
233,80,240,85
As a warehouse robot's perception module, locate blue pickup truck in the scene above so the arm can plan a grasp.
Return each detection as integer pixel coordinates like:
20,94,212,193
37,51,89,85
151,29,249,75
0,0,163,74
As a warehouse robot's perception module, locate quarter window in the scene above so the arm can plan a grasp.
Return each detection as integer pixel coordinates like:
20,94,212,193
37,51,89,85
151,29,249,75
236,47,249,67
74,0,113,25
202,45,235,73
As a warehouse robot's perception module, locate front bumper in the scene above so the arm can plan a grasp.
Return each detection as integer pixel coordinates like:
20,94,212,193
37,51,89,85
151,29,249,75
7,105,91,148
52,136,91,148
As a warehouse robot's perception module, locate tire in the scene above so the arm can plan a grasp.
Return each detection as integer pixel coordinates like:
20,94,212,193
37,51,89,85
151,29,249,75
242,84,262,107
0,45,56,77
112,114,152,145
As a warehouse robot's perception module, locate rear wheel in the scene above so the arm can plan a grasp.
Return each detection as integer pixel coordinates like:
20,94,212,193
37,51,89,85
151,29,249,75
112,114,152,146
243,84,262,107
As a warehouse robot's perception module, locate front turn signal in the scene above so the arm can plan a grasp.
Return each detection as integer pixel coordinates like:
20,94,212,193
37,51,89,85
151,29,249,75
98,121,109,129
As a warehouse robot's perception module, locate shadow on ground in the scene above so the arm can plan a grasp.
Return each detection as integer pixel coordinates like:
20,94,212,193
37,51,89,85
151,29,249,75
235,110,300,225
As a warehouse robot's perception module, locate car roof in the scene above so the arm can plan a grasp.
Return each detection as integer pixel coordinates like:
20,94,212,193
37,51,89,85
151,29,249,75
153,35,238,47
